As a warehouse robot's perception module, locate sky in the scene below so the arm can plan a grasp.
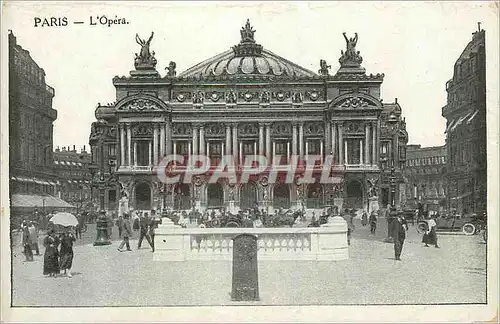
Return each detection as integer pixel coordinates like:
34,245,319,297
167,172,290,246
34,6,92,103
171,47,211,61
3,1,499,151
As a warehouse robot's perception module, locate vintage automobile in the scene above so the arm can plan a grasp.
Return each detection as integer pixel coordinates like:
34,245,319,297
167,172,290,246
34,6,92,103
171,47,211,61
417,213,486,235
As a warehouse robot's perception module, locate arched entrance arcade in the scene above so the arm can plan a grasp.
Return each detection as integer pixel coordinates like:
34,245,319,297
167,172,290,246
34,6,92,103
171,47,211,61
135,182,152,210
273,183,290,209
344,179,364,210
207,183,224,208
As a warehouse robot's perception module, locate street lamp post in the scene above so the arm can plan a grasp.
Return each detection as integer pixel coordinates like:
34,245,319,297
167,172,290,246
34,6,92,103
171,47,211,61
383,112,399,243
93,171,112,246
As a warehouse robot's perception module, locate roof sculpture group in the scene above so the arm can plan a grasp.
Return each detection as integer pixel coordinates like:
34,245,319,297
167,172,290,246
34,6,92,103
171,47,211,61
131,20,364,78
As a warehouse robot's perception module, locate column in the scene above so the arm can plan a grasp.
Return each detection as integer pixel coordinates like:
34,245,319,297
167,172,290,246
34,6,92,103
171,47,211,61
305,141,309,160
359,140,363,165
320,140,323,160
207,142,210,157
265,123,271,158
232,124,238,161
338,123,343,165
192,124,199,156
292,123,298,156
365,123,370,165
372,122,377,165
299,122,304,158
166,122,172,155
149,141,152,165
331,122,336,161
226,124,231,156
272,142,276,158
344,140,348,165
259,123,264,155
133,141,137,166
254,142,257,160
120,124,125,166
153,124,159,164
127,123,132,166
287,142,290,160
222,143,225,156
324,121,331,155
160,123,165,158
239,142,243,164
173,142,177,161
199,125,205,155
188,142,192,156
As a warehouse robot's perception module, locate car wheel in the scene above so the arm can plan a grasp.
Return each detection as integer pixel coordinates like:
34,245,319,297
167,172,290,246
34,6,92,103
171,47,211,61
417,221,428,234
462,223,476,235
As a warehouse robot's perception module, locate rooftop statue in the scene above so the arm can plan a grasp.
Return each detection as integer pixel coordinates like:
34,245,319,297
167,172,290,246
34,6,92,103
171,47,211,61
240,19,256,43
339,32,363,67
165,61,176,77
318,59,331,76
134,32,157,70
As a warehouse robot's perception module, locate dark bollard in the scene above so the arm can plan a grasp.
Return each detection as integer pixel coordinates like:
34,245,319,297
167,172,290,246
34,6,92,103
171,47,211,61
93,211,112,246
231,234,260,301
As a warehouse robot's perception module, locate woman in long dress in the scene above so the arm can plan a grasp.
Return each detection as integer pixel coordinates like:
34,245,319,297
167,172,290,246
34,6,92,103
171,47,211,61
59,228,76,278
43,229,60,277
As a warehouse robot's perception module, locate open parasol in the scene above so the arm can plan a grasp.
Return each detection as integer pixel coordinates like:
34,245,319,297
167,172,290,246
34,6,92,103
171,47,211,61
49,212,79,227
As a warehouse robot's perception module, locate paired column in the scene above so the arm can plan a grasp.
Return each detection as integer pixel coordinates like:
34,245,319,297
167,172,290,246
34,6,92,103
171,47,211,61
199,126,205,155
331,122,336,162
127,123,132,166
372,122,377,165
166,122,172,155
338,123,344,165
153,124,159,164
192,124,199,156
160,123,165,158
298,122,304,158
120,124,125,166
259,123,264,155
265,123,271,158
232,124,238,161
226,124,232,156
324,122,331,156
292,123,298,156
365,123,370,165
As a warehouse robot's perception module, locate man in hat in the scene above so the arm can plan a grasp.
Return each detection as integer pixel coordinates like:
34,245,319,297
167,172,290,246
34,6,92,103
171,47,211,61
117,212,132,252
28,221,40,255
391,212,408,261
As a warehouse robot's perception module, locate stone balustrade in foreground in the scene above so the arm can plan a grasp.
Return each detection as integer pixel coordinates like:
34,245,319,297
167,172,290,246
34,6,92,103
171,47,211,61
153,217,349,262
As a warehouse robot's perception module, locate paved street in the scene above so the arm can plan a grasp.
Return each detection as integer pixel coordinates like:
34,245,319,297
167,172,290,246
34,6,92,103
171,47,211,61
11,219,486,306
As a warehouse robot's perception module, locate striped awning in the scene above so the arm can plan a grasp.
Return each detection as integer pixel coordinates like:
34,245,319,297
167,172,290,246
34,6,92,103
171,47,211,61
450,111,474,132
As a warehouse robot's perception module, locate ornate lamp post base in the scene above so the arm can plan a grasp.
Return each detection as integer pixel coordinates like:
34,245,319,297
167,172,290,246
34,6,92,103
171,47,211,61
383,207,397,243
93,210,112,246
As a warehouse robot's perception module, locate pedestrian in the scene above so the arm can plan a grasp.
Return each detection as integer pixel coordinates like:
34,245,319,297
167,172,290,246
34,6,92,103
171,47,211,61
369,210,378,234
342,211,355,245
59,228,76,278
21,221,34,261
132,211,140,231
149,210,158,252
43,229,60,277
116,215,123,238
361,210,368,227
117,213,132,252
422,214,440,248
391,213,408,261
137,212,154,251
28,221,40,255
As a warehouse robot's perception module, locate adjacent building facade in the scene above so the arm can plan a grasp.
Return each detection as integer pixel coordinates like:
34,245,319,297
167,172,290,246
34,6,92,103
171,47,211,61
8,30,75,225
404,145,447,212
442,25,486,214
89,21,408,213
53,146,94,212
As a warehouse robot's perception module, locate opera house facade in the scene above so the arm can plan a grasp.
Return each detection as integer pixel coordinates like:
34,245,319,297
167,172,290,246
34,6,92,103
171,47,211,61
89,20,408,214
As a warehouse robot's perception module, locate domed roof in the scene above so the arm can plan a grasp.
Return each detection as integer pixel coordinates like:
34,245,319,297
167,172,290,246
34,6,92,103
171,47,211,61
178,20,318,79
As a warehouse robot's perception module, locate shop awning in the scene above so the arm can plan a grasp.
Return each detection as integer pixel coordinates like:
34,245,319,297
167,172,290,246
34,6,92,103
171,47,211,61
450,111,474,132
10,194,75,209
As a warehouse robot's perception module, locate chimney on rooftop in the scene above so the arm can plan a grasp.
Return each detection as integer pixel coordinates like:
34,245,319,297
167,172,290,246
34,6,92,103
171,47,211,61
395,98,398,104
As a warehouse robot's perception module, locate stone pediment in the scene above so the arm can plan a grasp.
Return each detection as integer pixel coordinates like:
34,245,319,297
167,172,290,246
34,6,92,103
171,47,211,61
115,94,170,113
329,92,382,110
